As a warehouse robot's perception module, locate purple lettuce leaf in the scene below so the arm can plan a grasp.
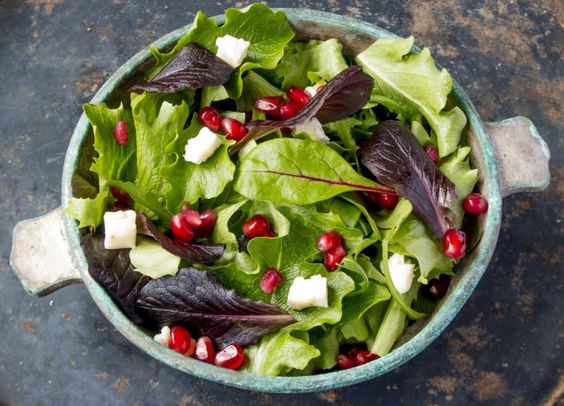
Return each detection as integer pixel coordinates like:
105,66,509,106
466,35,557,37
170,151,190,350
82,233,150,324
131,44,233,93
136,267,295,347
230,66,374,153
137,213,224,263
360,120,457,237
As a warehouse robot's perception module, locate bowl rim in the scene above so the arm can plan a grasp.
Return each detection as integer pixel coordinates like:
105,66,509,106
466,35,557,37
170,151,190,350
60,8,502,393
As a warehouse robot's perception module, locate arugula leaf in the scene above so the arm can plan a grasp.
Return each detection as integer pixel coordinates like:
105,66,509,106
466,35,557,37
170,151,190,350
234,138,391,205
136,267,295,348
129,237,181,279
356,36,467,157
273,38,348,89
132,44,233,93
361,121,457,238
148,4,294,99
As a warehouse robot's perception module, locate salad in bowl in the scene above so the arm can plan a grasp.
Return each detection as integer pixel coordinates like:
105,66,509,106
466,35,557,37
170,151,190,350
65,4,487,376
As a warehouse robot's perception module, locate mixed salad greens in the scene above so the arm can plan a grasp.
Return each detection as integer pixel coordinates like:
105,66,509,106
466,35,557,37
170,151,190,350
66,4,485,376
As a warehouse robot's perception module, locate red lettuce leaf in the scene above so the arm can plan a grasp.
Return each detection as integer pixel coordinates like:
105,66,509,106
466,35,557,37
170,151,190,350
136,267,295,347
137,213,224,263
82,233,150,324
131,44,233,93
360,120,457,237
230,66,374,153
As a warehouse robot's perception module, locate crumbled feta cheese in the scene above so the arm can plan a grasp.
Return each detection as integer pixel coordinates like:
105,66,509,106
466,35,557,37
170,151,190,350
304,83,323,97
103,210,137,250
388,253,415,294
154,326,171,347
238,139,257,159
215,35,250,68
293,117,330,143
184,127,222,164
287,275,328,310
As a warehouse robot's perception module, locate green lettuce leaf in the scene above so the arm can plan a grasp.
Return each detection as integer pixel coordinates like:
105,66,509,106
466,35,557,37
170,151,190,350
129,237,181,278
65,190,109,228
356,36,467,157
148,4,294,98
273,38,348,89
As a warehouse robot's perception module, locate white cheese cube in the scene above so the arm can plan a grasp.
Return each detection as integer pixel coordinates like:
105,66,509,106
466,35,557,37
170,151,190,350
305,83,323,97
388,253,415,294
184,127,222,164
293,118,330,143
103,210,137,250
154,326,171,347
287,274,328,310
216,35,251,68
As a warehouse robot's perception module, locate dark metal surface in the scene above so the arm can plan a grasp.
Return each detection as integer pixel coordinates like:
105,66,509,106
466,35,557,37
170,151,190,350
0,1,562,404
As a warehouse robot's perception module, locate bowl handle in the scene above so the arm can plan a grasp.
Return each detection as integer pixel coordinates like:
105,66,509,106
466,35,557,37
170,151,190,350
484,116,551,197
10,208,83,297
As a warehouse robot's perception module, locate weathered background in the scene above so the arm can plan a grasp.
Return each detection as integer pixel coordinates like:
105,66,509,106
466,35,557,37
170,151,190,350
0,1,562,405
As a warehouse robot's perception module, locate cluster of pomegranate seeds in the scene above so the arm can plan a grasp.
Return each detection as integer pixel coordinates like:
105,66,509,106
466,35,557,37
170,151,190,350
424,145,439,162
197,106,222,132
254,85,311,120
169,326,196,356
364,191,399,210
337,354,354,370
423,275,450,300
463,192,488,215
194,336,215,364
442,228,466,259
336,346,379,370
317,230,346,271
113,119,129,146
260,268,283,294
214,343,245,370
170,206,217,244
197,106,248,142
242,214,276,238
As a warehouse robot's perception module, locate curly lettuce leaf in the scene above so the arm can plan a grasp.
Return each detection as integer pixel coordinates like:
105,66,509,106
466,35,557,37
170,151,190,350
356,36,467,157
148,4,294,98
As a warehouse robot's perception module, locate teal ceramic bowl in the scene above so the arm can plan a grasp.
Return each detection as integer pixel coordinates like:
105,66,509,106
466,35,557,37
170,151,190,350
11,8,550,393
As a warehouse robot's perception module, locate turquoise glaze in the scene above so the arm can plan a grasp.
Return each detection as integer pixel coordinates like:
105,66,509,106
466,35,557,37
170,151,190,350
54,9,545,393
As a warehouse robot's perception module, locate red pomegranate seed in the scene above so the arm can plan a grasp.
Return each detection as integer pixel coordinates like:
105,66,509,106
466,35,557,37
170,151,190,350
286,86,311,108
170,214,195,244
197,106,222,132
349,349,378,366
254,96,284,117
442,228,466,259
194,336,215,363
260,268,283,294
324,245,347,272
423,275,450,300
424,145,439,162
113,119,129,146
242,215,271,238
110,186,133,206
463,192,489,215
364,191,400,210
181,207,203,230
214,343,245,370
317,231,343,253
244,111,253,123
279,102,301,119
337,354,354,370
221,117,248,142
108,201,130,211
194,209,216,238
265,230,278,237
169,326,193,355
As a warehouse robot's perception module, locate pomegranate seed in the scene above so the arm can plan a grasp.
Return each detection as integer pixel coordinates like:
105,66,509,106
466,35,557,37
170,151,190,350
443,228,466,259
349,349,378,366
194,336,215,363
181,207,203,230
424,145,439,162
337,354,354,370
214,343,245,370
108,201,130,211
110,187,133,206
221,117,248,142
324,245,347,272
194,209,216,238
279,102,301,119
170,214,195,244
113,119,129,146
265,230,278,238
317,231,343,253
423,275,450,300
260,268,283,294
254,96,284,117
242,215,271,238
364,191,399,210
169,326,193,355
244,111,253,123
286,86,311,108
463,192,488,215
197,107,222,132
